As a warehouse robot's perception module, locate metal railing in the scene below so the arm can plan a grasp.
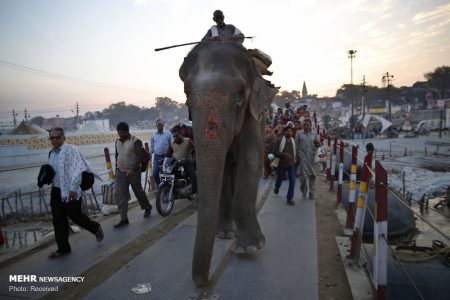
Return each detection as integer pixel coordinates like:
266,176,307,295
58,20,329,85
320,132,450,300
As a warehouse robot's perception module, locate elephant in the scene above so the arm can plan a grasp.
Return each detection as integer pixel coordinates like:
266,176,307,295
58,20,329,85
181,40,278,286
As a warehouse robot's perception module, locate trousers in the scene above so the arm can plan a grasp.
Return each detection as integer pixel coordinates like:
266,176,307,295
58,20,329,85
275,165,296,200
50,187,100,253
116,169,152,221
300,175,316,196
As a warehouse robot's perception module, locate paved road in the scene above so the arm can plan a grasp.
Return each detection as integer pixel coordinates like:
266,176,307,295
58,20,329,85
0,178,319,300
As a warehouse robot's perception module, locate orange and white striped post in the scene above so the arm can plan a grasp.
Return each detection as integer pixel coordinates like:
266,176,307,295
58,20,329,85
348,152,373,259
329,137,337,191
145,143,157,192
104,147,114,180
337,140,344,204
326,136,331,180
373,161,388,300
345,146,358,231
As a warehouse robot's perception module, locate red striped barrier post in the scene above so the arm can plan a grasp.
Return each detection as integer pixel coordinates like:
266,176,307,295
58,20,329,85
373,161,388,300
329,137,337,191
104,148,114,180
326,137,331,180
337,140,344,204
348,152,373,259
345,146,358,231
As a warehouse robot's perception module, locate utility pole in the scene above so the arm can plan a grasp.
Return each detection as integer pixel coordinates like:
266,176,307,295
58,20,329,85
24,108,30,122
348,50,357,134
382,72,394,121
76,101,80,124
361,75,367,118
12,109,18,126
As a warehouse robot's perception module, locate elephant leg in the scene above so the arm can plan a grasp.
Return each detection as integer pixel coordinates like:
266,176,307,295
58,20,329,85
232,121,266,253
217,155,236,239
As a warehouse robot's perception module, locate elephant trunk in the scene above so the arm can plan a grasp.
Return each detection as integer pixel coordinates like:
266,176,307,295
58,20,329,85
192,147,225,287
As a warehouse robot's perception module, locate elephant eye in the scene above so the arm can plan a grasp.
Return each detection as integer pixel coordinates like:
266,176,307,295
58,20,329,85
234,90,246,106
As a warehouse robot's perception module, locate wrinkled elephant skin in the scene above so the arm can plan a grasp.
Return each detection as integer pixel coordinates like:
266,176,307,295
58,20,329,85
182,41,278,286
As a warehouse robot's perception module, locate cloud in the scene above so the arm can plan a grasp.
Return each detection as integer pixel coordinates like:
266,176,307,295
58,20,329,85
412,3,450,24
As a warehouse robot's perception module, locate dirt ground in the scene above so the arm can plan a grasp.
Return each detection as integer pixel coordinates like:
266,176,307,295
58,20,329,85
315,174,353,300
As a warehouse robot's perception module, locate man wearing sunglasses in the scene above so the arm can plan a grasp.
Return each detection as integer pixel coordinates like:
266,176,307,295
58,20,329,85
47,127,103,258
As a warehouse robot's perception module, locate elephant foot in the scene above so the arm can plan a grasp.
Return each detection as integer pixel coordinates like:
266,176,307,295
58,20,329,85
217,230,236,239
193,275,208,287
232,231,265,254
217,220,236,239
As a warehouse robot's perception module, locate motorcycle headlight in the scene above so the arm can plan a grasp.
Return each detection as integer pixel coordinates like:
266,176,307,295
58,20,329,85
163,162,173,173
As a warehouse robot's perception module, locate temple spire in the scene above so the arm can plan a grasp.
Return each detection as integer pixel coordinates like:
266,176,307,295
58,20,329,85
302,81,308,99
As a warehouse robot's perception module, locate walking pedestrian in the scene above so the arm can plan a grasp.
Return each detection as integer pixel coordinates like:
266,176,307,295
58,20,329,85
47,127,103,258
295,118,319,200
263,125,276,178
150,119,172,186
273,126,297,205
114,122,152,228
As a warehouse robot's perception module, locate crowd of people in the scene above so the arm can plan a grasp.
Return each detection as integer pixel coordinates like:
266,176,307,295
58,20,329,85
265,104,320,205
40,104,321,258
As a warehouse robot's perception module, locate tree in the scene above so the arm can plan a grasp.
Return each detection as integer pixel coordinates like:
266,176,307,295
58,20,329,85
30,116,45,127
424,66,450,98
273,90,302,106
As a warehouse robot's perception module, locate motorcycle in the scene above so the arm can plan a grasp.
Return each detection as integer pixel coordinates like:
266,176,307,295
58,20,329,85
156,157,195,217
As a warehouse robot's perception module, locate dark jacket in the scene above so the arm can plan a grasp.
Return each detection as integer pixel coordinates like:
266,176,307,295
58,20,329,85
273,137,296,167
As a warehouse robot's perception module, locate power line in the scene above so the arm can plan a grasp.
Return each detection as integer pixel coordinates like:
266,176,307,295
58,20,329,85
0,59,151,94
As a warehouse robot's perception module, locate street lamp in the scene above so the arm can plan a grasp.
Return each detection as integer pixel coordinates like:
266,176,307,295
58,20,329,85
348,50,357,85
348,50,357,132
382,72,394,121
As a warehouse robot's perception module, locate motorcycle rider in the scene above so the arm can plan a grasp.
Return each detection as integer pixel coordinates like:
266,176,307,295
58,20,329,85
166,125,198,200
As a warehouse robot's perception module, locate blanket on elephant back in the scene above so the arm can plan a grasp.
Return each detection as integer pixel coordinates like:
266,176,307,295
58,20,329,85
179,41,274,80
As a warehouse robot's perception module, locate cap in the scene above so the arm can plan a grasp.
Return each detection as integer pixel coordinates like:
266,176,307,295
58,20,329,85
366,143,375,152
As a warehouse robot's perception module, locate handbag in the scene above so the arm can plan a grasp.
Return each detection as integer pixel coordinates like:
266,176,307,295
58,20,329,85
270,157,280,168
314,147,327,163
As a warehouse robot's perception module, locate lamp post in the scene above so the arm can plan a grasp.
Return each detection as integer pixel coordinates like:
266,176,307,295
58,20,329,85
348,50,357,134
382,72,394,121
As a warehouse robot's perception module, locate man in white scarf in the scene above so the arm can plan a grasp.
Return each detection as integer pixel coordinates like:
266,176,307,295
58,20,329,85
272,126,297,205
47,127,103,258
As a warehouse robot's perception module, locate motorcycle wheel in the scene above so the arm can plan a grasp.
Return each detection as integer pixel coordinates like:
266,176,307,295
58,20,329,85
156,185,174,217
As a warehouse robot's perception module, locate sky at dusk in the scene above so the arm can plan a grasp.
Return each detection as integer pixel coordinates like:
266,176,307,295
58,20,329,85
0,0,449,121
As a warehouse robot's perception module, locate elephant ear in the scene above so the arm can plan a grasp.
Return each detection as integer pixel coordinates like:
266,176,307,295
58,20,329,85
249,77,279,121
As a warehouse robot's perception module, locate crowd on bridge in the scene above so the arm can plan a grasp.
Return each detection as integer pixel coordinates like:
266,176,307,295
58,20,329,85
36,9,321,259
264,103,320,205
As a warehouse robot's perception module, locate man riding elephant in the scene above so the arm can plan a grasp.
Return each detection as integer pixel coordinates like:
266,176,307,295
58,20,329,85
202,10,244,43
180,10,273,82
